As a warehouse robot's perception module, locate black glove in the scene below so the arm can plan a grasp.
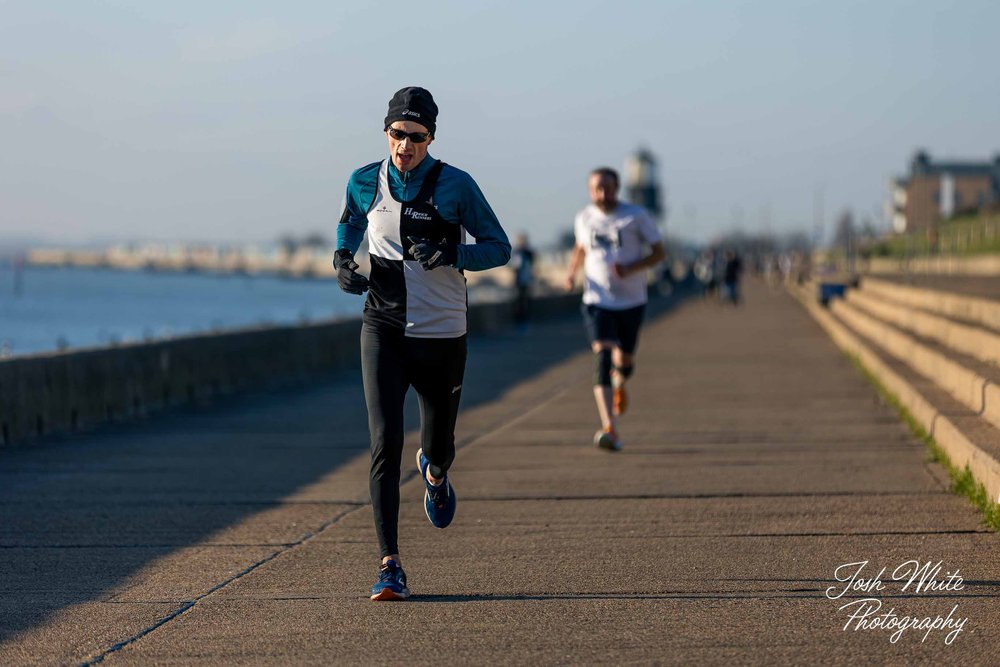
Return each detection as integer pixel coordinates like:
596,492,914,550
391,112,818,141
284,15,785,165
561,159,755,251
333,249,369,294
407,236,457,271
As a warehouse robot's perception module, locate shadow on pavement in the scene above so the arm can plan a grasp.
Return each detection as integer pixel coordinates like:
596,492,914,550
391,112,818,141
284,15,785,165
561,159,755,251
0,283,696,645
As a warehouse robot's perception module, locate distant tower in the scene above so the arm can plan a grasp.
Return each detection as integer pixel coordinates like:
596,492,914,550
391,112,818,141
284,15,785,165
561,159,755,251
624,148,664,220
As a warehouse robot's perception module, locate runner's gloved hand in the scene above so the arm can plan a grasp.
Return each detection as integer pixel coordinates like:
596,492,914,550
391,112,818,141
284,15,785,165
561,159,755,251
333,249,369,294
407,236,457,271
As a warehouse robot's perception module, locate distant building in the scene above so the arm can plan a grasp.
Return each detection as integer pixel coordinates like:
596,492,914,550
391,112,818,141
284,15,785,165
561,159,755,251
888,150,1000,234
624,148,665,220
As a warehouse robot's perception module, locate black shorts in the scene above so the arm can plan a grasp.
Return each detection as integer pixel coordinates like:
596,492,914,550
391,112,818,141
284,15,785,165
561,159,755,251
582,303,646,354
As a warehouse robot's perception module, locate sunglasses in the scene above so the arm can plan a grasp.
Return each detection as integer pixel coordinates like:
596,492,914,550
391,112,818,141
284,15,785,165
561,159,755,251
387,127,431,143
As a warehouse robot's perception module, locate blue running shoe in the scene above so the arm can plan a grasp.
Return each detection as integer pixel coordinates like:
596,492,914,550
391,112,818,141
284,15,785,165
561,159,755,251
370,559,410,601
416,448,456,528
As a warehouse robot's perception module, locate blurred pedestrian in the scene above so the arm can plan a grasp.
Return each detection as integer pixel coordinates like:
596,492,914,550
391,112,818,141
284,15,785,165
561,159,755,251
722,249,743,305
563,167,665,452
510,232,536,333
334,86,511,600
693,249,717,300
779,253,792,285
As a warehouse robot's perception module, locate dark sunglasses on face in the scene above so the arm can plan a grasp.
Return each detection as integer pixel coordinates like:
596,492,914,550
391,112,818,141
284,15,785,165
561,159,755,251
387,127,431,143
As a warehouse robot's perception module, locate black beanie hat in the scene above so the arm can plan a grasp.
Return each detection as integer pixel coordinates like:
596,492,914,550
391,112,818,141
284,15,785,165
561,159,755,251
384,86,438,137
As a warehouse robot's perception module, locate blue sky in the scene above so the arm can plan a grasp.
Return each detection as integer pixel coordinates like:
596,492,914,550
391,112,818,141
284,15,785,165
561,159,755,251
1,0,998,247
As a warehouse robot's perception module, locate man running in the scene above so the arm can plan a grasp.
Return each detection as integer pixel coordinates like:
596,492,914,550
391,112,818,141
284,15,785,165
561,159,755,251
564,167,665,451
335,87,511,600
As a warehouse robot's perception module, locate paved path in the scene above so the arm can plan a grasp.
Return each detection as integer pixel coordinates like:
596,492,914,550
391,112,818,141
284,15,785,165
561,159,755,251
2,282,999,665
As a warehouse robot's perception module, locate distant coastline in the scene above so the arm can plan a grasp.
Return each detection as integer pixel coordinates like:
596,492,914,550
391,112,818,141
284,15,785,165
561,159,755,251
0,259,529,359
26,244,339,280
22,243,553,290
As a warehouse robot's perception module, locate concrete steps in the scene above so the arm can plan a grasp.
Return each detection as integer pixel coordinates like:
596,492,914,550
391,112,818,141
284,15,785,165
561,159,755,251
860,275,1000,329
789,275,1000,504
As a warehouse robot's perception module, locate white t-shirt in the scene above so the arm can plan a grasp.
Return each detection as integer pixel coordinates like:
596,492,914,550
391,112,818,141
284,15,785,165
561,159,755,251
574,202,662,309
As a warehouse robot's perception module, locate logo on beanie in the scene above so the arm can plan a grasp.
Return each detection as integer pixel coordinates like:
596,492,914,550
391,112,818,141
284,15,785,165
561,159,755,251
402,109,421,118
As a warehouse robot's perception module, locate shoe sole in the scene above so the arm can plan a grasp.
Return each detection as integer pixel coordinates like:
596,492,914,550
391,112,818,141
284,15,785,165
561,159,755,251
416,448,454,528
416,448,436,526
370,587,410,601
415,448,427,481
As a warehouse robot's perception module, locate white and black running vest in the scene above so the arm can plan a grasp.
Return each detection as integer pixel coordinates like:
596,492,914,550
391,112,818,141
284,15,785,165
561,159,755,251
364,160,468,338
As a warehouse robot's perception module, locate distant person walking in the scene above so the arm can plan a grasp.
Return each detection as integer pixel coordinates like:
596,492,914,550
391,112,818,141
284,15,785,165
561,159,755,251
563,167,665,451
722,249,743,305
510,232,536,332
334,86,511,600
693,249,718,300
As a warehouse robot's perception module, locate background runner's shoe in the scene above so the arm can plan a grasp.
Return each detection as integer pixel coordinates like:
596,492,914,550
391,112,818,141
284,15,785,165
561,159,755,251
370,559,410,601
613,385,628,416
416,448,457,528
594,428,623,452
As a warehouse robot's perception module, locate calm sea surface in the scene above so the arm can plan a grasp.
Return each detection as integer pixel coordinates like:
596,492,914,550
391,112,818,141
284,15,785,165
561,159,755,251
0,266,508,358
0,266,367,357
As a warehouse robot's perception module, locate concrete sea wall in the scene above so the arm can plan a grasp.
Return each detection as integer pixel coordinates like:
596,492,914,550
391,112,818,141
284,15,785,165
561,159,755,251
0,293,581,446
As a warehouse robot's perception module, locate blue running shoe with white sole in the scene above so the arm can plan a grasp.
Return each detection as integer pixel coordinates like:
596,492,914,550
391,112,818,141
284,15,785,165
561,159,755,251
370,559,410,601
416,448,457,528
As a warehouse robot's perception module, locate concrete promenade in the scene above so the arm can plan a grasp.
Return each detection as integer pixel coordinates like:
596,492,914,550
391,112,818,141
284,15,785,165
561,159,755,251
2,281,999,665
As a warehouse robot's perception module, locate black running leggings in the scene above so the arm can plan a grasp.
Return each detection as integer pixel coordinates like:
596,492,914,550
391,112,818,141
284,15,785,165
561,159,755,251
361,322,467,558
